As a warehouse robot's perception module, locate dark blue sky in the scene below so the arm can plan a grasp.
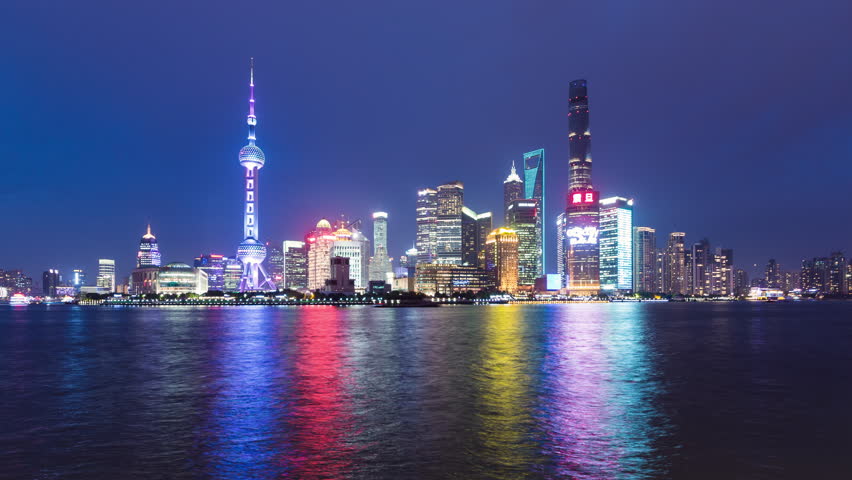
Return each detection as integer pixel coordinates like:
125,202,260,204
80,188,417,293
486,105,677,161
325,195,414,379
2,0,851,282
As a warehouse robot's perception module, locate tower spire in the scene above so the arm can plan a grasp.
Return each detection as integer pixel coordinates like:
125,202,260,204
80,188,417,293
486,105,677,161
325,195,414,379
247,57,257,145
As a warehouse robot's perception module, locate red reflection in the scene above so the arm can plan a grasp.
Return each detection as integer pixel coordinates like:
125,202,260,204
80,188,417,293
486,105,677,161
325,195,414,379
287,306,356,478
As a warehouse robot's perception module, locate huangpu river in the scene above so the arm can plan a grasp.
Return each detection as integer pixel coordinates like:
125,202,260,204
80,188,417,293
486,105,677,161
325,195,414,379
1,302,851,479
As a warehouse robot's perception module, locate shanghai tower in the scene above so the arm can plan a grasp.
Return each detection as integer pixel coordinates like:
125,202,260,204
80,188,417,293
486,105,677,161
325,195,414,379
236,58,275,291
564,79,600,295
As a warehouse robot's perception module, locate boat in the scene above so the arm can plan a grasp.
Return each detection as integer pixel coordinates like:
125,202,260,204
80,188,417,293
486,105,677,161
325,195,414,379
9,293,30,306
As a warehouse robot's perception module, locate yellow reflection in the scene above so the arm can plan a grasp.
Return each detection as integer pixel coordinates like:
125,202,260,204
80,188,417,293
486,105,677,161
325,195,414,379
477,306,533,475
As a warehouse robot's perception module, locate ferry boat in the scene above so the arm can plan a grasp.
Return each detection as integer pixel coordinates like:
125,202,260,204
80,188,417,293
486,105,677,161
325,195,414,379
9,293,30,306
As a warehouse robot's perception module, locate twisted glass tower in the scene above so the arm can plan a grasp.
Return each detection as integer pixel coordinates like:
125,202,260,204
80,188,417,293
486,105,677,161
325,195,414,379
237,58,275,291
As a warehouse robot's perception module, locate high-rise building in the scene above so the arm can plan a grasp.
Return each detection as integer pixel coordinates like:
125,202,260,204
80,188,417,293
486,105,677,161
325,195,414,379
368,212,392,282
136,224,162,268
324,257,355,294
461,207,492,268
765,259,781,289
223,257,242,291
97,259,116,292
691,239,712,296
556,212,567,287
599,197,633,294
713,248,734,296
307,219,335,291
564,79,600,295
414,264,490,296
333,227,370,291
436,181,464,265
72,269,86,291
828,252,848,295
235,58,275,291
503,161,523,224
265,243,285,287
194,254,225,291
42,269,60,297
665,233,686,295
734,268,749,296
633,227,656,293
782,270,800,293
485,227,519,294
523,148,545,278
415,188,438,265
506,200,539,286
282,240,308,290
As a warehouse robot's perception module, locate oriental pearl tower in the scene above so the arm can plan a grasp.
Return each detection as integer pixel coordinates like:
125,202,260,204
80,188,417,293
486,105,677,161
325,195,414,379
236,58,275,291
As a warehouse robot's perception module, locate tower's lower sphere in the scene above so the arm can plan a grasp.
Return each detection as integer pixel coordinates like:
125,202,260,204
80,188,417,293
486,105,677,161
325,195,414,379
237,238,267,265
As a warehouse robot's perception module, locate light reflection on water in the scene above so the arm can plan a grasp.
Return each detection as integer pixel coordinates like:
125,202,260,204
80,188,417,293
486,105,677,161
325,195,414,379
2,302,851,479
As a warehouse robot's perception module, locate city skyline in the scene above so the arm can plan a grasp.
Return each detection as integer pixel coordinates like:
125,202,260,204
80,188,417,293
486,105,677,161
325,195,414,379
2,2,851,281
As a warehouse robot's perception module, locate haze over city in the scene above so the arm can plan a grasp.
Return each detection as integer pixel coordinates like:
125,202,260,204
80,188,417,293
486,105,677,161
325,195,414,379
1,1,850,280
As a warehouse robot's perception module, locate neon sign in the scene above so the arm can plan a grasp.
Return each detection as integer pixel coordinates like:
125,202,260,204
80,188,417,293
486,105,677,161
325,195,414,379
566,226,598,245
570,191,597,204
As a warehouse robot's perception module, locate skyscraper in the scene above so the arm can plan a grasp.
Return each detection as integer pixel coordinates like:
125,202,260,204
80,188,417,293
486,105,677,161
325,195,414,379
714,248,734,296
507,199,539,286
556,212,566,287
734,269,749,296
828,252,848,295
523,148,545,278
436,181,464,265
665,233,686,295
97,259,115,292
765,259,781,289
564,79,600,295
415,188,437,265
368,212,392,282
503,162,523,224
223,258,242,291
136,224,162,268
599,197,634,294
235,58,275,292
485,227,519,294
461,207,492,268
691,239,712,296
72,269,86,291
42,269,59,297
307,219,335,291
194,254,225,291
265,243,285,287
334,226,370,291
633,227,657,293
282,240,308,290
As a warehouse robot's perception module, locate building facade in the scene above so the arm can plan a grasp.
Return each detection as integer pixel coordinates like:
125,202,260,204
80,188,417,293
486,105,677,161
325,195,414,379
282,240,308,290
42,269,60,297
523,148,545,278
598,197,633,294
665,233,686,295
137,225,162,268
332,227,370,291
307,219,336,291
503,162,523,225
436,181,464,265
506,200,539,287
633,227,656,293
368,212,392,282
415,188,437,265
97,259,116,292
485,227,519,294
564,79,600,295
194,254,225,291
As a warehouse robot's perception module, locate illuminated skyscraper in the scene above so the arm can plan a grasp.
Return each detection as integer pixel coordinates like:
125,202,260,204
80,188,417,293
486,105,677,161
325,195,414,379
633,227,657,293
523,148,545,278
72,269,86,291
507,199,539,286
503,162,523,224
194,254,225,290
307,219,335,290
334,226,370,291
265,243,285,287
765,259,782,289
665,233,686,295
556,212,566,287
828,252,848,295
713,248,734,296
282,240,308,290
462,207,492,268
564,80,600,295
485,227,519,294
136,224,162,268
368,212,392,282
691,239,712,296
223,258,242,291
436,181,464,265
598,197,633,294
415,188,437,264
236,58,275,291
42,269,60,297
97,259,115,292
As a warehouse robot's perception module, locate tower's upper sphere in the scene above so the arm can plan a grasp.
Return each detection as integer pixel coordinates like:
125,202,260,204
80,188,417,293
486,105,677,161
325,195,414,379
239,144,266,168
237,237,267,264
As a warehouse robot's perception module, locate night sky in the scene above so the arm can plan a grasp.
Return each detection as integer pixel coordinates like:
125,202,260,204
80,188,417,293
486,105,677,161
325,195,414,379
2,1,851,283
